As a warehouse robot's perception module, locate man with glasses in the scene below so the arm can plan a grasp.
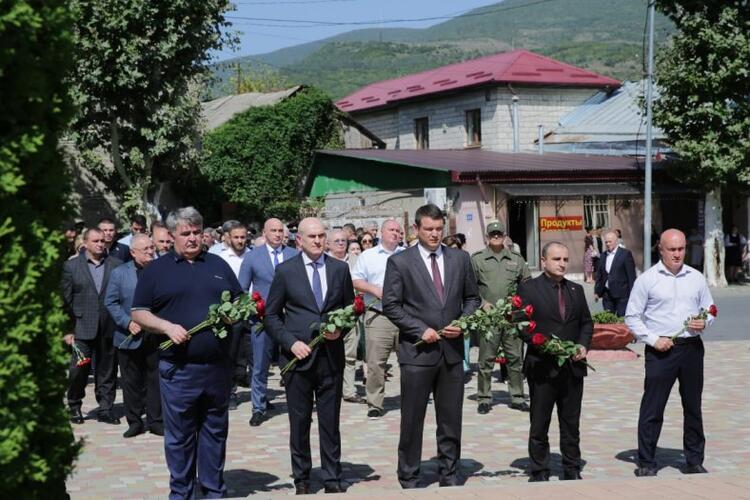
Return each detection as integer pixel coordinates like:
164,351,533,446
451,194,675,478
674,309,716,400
472,221,531,414
328,228,363,403
105,233,162,437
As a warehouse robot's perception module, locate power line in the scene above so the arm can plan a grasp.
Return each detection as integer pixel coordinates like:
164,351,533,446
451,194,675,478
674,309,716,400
233,0,358,5
226,0,558,27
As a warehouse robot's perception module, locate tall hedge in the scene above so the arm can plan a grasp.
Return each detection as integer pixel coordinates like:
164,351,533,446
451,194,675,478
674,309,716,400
200,87,343,220
0,1,79,496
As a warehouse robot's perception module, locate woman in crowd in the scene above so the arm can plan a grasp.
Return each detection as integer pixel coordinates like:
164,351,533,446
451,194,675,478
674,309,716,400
583,233,596,283
360,233,375,250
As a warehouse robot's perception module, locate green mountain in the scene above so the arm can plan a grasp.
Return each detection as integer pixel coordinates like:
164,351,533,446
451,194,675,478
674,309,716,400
211,0,674,100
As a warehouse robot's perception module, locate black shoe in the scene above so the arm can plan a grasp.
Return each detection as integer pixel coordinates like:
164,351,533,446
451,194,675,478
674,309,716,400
562,470,582,480
123,422,144,438
249,412,266,427
228,393,239,411
97,411,121,425
295,482,310,495
324,482,346,493
367,408,383,419
477,402,491,414
463,372,472,384
634,467,658,477
684,464,708,474
399,480,421,489
438,475,463,487
343,394,365,404
509,401,531,412
69,408,84,425
149,423,164,436
266,401,275,410
528,471,550,482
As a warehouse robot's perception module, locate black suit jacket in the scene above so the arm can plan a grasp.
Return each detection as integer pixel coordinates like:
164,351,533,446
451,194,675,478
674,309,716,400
265,253,355,372
517,274,593,379
594,247,636,299
61,253,121,340
382,245,481,366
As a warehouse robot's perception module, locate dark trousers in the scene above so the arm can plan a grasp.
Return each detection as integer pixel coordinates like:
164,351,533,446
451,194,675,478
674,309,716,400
118,334,162,427
67,333,117,412
159,359,232,500
249,325,275,414
638,340,705,468
229,323,248,389
283,354,343,487
398,358,464,488
528,367,584,475
602,289,628,317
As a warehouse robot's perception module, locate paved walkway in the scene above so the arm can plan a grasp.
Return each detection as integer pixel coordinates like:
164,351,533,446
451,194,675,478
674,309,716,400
67,338,750,498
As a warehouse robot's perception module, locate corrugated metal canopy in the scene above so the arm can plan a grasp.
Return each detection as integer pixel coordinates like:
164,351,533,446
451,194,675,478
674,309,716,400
499,183,641,197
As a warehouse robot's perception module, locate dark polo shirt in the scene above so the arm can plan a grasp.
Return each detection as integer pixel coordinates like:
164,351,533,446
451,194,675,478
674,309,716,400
132,250,242,364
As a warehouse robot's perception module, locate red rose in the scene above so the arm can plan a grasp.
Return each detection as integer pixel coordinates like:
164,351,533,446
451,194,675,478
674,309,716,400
77,357,92,367
252,291,262,302
524,304,534,318
495,357,508,365
527,320,537,333
353,295,366,316
255,299,266,319
531,333,546,346
708,304,718,317
511,295,523,309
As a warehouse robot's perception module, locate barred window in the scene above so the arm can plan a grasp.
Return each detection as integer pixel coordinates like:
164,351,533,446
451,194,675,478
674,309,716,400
583,196,609,229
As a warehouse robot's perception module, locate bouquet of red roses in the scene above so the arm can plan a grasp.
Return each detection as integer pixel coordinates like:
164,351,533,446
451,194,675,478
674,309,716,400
670,304,717,341
72,343,91,367
159,290,266,350
280,295,368,375
529,332,595,371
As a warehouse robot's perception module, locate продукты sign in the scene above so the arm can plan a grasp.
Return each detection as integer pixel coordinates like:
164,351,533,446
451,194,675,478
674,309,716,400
539,216,583,232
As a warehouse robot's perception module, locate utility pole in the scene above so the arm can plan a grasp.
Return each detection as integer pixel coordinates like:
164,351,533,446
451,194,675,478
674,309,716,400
236,63,242,95
643,0,656,268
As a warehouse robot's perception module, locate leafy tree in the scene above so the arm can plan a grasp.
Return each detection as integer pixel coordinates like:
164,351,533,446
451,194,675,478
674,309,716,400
0,0,79,495
68,0,235,221
201,87,343,220
653,0,750,286
225,61,290,95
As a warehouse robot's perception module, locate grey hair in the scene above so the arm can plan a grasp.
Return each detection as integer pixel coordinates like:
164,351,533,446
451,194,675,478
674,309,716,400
222,219,244,233
130,233,152,248
166,206,203,232
381,218,401,231
364,220,377,229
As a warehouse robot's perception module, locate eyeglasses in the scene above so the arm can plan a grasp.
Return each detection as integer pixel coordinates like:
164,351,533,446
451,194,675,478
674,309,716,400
362,239,373,243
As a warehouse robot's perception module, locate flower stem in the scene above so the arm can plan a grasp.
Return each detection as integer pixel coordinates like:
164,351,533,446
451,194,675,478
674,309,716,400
159,319,212,350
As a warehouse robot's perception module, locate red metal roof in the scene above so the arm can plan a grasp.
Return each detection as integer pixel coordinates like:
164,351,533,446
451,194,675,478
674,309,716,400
336,49,621,113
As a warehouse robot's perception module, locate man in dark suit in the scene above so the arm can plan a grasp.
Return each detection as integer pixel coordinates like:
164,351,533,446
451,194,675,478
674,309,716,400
104,233,162,438
97,216,131,262
382,204,481,489
61,227,122,425
265,217,355,495
517,241,593,482
238,217,298,426
594,230,636,316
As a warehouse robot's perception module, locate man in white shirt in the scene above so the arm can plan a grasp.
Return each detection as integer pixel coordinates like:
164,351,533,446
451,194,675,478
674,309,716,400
625,229,715,477
352,219,403,418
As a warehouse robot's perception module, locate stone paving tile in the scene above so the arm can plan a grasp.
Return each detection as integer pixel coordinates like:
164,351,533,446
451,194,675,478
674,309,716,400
68,340,750,498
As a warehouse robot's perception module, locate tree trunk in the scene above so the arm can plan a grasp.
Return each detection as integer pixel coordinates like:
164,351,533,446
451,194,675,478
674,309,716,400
703,188,727,287
110,121,133,188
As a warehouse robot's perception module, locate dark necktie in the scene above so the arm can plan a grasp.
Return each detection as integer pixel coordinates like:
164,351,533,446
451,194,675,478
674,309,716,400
273,248,280,268
557,282,566,320
310,261,324,310
430,253,444,302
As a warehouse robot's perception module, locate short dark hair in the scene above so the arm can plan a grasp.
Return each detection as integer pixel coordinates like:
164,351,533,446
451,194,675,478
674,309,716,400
83,227,103,240
97,217,116,227
542,241,567,258
131,214,147,226
414,203,444,227
343,223,356,232
150,220,166,233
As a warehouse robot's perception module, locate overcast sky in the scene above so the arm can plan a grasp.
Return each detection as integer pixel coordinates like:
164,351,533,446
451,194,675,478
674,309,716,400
216,0,500,61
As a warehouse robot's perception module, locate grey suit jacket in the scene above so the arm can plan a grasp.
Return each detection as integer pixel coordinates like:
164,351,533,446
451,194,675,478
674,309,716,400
104,261,141,349
382,244,481,366
61,253,121,340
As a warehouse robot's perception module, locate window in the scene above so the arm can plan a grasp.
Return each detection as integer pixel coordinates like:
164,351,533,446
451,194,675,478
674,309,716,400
414,117,429,150
583,196,610,229
465,109,481,147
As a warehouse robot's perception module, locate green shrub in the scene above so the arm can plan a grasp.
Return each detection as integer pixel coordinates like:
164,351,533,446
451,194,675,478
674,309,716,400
592,311,625,324
0,1,79,496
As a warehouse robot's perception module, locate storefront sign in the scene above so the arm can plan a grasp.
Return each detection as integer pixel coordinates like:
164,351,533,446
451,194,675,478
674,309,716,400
539,216,583,232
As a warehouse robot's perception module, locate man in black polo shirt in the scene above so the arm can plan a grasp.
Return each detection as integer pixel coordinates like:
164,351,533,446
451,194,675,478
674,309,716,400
132,206,242,500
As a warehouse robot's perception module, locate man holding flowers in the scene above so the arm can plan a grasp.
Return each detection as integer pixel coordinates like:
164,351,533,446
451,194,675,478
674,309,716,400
517,241,593,482
131,207,243,500
265,217,355,494
625,229,715,477
382,203,481,489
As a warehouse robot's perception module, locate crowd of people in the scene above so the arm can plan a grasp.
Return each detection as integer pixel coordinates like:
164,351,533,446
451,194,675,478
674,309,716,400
61,206,717,498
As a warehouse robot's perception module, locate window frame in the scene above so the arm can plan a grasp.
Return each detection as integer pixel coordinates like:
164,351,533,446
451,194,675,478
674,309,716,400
465,108,482,147
414,116,429,150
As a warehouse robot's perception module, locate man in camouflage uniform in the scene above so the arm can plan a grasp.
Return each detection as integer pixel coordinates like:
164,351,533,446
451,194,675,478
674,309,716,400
472,221,531,414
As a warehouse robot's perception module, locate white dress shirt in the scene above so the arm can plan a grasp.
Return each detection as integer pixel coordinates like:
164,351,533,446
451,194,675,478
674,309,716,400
351,243,403,309
605,246,617,288
417,243,444,285
301,252,327,300
625,260,715,347
218,245,250,278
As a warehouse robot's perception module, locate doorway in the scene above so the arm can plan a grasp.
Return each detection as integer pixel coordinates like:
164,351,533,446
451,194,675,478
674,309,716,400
509,199,539,268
